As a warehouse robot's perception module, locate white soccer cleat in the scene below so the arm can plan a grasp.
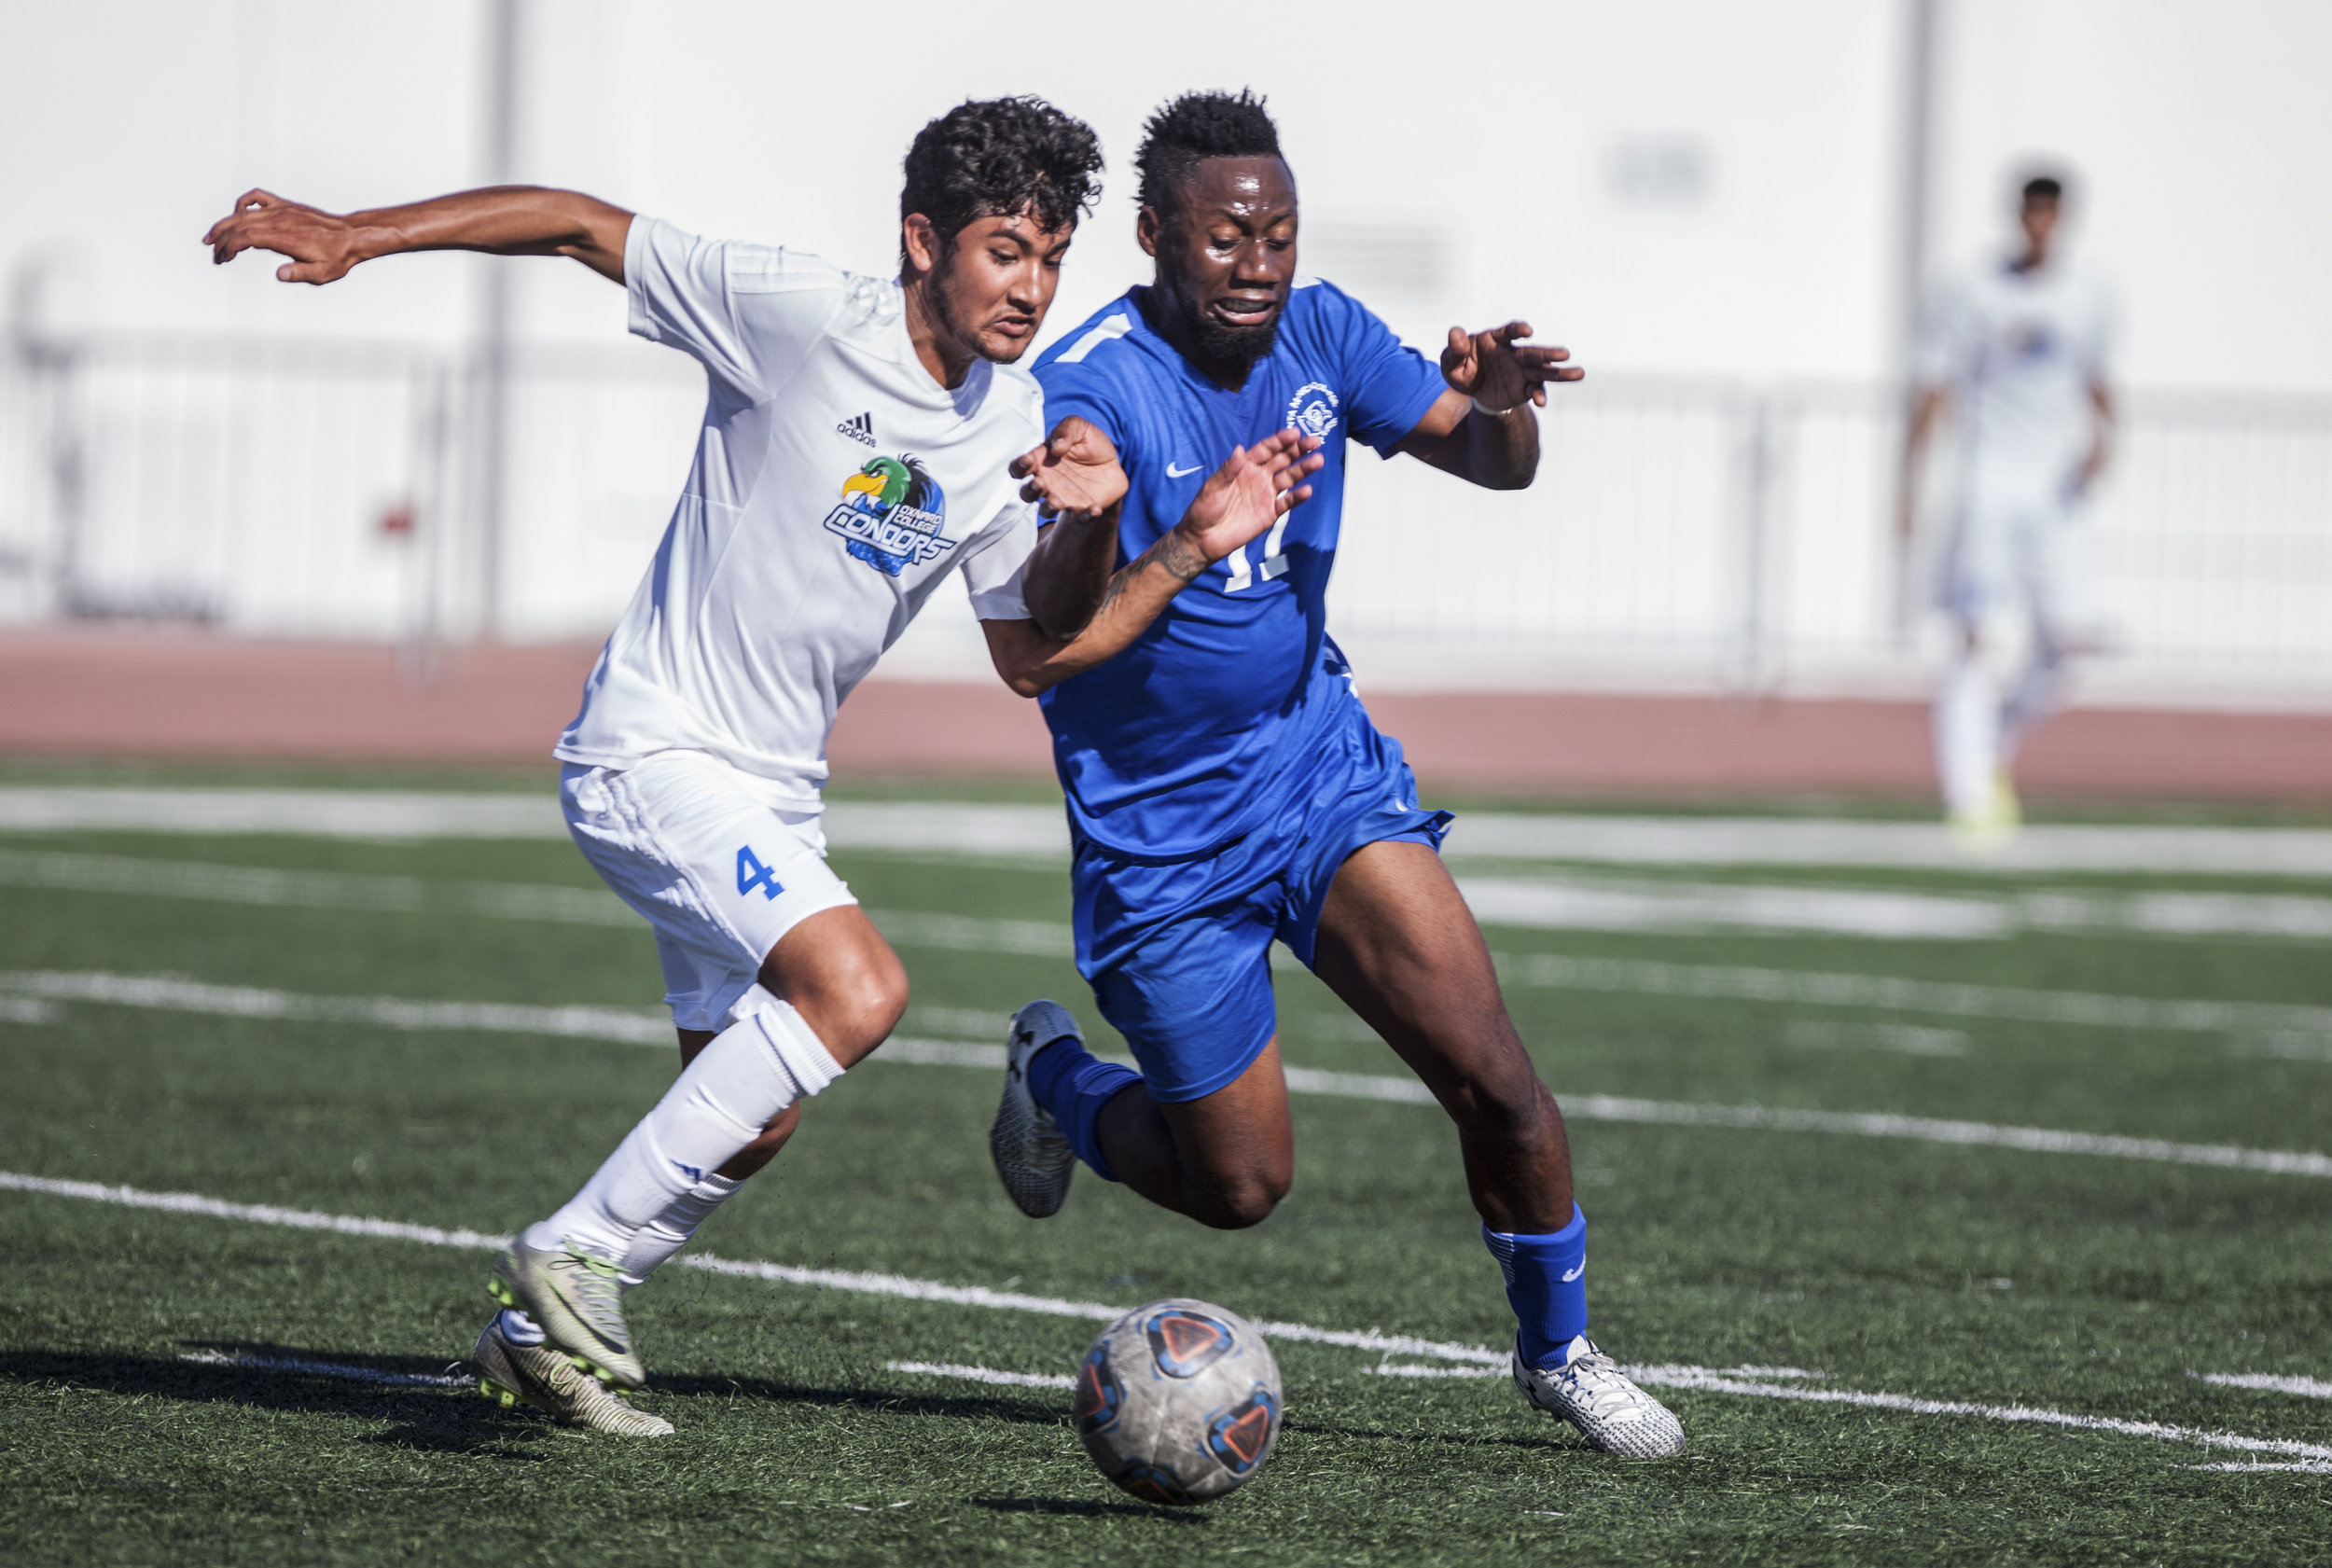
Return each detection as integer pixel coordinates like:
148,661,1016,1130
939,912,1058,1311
1513,1334,1686,1459
990,999,1081,1218
472,1314,673,1436
489,1237,645,1389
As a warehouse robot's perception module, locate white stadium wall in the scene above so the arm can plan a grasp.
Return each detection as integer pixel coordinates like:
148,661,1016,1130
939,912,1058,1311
2,0,2329,705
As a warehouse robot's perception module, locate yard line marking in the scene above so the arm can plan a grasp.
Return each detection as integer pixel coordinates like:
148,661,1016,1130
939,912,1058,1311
10,1172,2329,1467
10,788,2332,879
2187,1461,2332,1474
2195,1372,2332,1399
1462,875,2332,944
1447,812,2332,879
0,969,675,1044
176,1349,471,1389
1372,1361,1826,1381
10,972,2331,1179
19,847,2332,950
883,1360,1077,1391
0,850,1065,955
1611,1367,2332,1466
10,846,2331,1037
1503,953,2332,1040
0,1171,1496,1366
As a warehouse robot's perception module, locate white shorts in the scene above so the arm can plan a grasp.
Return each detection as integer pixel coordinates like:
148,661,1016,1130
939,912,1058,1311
562,753,857,1034
1936,467,2089,634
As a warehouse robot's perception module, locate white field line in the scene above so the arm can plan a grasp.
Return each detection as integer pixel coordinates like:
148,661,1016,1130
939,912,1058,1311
2187,1462,2332,1474
884,1360,1077,1390
19,846,2332,950
14,843,2332,1043
1502,952,2332,1041
8,1171,2324,1472
1614,1368,2332,1466
8,970,2330,1179
1462,875,2332,943
11,788,2332,880
2195,1372,2332,1399
176,1349,471,1389
1446,812,2332,879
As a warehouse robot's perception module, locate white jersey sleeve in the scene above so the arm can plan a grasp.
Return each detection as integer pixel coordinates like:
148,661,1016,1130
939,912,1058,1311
625,216,842,399
954,500,1039,621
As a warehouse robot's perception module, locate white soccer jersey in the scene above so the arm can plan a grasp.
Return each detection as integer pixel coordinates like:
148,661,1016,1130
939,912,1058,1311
556,217,1042,803
1916,257,2115,486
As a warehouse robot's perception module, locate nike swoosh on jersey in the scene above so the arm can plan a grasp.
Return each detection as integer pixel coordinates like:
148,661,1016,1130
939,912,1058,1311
1561,1265,1585,1282
1166,461,1202,478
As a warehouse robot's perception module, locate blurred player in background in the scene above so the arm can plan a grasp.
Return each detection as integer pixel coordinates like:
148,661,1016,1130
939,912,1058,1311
1902,171,2117,843
990,90,1685,1459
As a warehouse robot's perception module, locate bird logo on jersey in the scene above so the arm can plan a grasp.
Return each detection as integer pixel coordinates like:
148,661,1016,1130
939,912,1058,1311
822,454,954,577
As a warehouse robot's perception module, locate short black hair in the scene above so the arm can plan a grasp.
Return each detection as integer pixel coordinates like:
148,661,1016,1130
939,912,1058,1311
2021,173,2067,204
899,97,1104,268
1134,89,1283,215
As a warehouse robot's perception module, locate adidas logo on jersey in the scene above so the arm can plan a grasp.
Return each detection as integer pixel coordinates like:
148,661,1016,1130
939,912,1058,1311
837,411,876,447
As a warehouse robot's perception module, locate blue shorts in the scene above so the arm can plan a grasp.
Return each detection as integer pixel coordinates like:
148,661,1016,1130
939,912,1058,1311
1070,698,1452,1103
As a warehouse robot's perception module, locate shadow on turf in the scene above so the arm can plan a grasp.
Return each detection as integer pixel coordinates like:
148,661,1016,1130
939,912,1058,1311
651,1368,1066,1428
974,1496,1208,1524
0,1344,551,1456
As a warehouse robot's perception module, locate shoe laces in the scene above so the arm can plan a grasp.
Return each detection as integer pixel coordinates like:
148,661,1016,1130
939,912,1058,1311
1554,1348,1653,1422
557,1249,630,1344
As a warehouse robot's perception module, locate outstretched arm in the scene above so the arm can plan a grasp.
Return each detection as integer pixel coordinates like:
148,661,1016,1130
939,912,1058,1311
983,428,1324,698
1897,384,1950,542
1392,320,1582,491
204,186,633,285
1008,416,1131,641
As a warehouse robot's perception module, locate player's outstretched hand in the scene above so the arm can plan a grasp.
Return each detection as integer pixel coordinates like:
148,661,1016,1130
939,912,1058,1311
1440,321,1583,411
1171,429,1325,568
1013,416,1129,521
204,190,369,284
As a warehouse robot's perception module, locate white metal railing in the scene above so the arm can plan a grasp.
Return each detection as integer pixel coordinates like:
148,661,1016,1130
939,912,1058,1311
3,328,2328,702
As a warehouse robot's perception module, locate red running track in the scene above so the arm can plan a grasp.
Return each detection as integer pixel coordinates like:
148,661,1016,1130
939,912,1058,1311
2,631,2326,803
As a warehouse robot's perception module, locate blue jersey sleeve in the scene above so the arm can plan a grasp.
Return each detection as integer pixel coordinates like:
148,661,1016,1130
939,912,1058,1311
1032,356,1131,454
1311,281,1450,455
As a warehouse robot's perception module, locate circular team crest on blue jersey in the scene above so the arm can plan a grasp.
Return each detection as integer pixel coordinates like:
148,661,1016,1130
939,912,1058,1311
1285,382,1340,441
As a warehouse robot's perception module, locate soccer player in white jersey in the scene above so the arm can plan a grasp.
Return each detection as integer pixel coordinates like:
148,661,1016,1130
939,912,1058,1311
1902,172,2117,842
205,98,1321,1436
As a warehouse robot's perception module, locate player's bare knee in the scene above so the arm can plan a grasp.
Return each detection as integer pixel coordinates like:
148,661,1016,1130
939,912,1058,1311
1192,1180,1285,1231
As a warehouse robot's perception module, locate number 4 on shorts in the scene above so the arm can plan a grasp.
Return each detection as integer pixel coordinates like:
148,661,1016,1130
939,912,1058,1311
736,845,785,901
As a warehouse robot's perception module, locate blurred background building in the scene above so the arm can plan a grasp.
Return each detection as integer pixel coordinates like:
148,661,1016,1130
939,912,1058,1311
2,0,2328,771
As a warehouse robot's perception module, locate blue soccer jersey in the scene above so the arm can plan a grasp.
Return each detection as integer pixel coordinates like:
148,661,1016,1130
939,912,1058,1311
1033,279,1447,860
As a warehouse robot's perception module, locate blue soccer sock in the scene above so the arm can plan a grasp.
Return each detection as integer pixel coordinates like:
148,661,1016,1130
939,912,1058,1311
1483,1204,1589,1370
1027,1037,1142,1183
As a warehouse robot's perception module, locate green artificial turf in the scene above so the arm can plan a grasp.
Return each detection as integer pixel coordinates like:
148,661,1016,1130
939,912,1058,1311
3,782,2328,1565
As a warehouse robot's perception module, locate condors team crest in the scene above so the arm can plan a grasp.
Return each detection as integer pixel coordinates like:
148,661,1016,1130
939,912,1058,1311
823,454,954,577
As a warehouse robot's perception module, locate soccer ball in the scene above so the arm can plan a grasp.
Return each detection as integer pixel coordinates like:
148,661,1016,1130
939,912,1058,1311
1073,1297,1283,1505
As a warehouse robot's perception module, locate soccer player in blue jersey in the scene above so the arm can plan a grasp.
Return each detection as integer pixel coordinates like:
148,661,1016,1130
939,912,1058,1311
990,90,1684,1458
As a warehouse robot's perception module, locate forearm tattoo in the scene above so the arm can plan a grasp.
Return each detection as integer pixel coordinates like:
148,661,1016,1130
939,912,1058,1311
1096,528,1209,615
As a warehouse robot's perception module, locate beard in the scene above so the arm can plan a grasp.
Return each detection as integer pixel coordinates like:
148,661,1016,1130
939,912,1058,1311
1156,256,1282,374
1187,307,1282,372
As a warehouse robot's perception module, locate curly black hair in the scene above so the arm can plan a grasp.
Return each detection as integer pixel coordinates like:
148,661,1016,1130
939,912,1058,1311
899,97,1104,268
1134,90,1283,216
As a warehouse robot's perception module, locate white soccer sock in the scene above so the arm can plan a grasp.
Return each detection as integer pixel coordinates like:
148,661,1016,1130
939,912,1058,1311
1935,650,2000,821
525,1000,842,1266
618,1172,743,1287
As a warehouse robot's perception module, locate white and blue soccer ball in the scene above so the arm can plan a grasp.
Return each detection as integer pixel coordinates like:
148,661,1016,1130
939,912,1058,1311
1073,1297,1283,1505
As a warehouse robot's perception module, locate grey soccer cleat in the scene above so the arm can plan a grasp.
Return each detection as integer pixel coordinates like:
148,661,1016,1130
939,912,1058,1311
472,1314,673,1436
1513,1335,1687,1458
489,1237,645,1389
990,999,1082,1218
